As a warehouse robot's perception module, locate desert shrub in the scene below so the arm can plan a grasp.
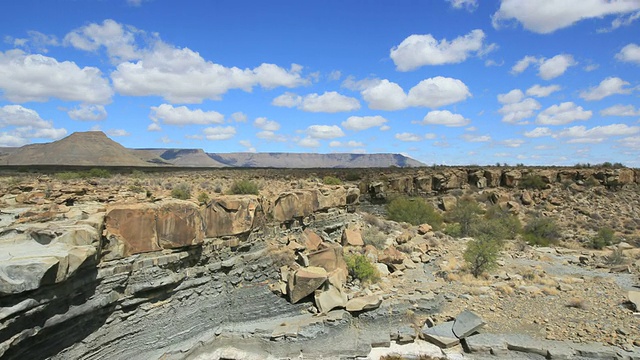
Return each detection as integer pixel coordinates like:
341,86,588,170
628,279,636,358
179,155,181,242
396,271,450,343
362,227,387,249
386,196,442,228
322,175,343,185
128,183,145,193
444,223,462,238
197,191,210,204
345,254,380,284
344,172,361,181
519,174,546,190
55,172,83,180
171,183,192,200
446,197,482,237
588,227,616,249
464,235,502,278
523,216,560,246
229,179,259,195
606,247,626,265
477,205,522,240
87,168,112,178
584,177,600,187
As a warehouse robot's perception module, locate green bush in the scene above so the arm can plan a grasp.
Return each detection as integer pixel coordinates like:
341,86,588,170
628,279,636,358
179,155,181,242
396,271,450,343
478,205,522,240
588,227,616,249
444,223,462,237
464,235,502,277
323,175,343,185
55,172,83,180
55,168,111,180
523,216,559,246
386,196,442,228
171,183,192,200
86,168,112,178
519,174,546,190
344,172,361,181
229,179,259,195
446,197,482,237
345,254,380,284
197,191,210,204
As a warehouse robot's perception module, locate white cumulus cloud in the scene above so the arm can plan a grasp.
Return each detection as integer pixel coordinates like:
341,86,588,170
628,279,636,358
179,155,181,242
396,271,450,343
305,125,345,139
556,124,640,143
0,49,113,104
511,54,576,79
579,77,633,101
416,110,470,127
524,127,553,138
297,137,320,148
272,91,360,113
341,115,388,131
0,105,67,146
395,132,423,142
462,134,491,142
107,129,130,137
526,84,562,97
390,29,490,71
600,104,640,116
256,131,287,142
203,126,236,140
497,90,541,124
615,43,640,64
492,0,640,34
254,117,280,131
536,102,592,125
150,104,224,125
329,140,366,148
64,19,142,64
447,0,478,11
67,104,107,121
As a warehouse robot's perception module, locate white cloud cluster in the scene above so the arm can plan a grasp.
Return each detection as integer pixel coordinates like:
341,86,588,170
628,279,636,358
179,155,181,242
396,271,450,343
497,89,541,124
107,129,130,137
492,0,640,34
395,132,424,142
415,110,470,127
203,126,236,140
525,123,639,144
272,91,360,112
346,76,471,110
511,54,577,80
64,19,142,64
447,0,478,11
341,116,388,131
462,134,491,142
0,49,113,104
0,105,67,146
526,84,561,97
615,43,640,64
149,104,224,126
536,102,592,125
254,117,280,131
600,104,640,116
579,77,633,101
329,140,365,148
305,125,345,139
67,104,107,121
390,29,491,71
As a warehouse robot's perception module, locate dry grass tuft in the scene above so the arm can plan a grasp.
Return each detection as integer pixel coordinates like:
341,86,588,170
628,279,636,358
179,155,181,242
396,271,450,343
495,284,515,296
541,286,560,296
566,297,587,310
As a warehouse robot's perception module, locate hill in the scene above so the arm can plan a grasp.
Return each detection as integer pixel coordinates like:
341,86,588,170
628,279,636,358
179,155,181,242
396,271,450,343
4,131,152,167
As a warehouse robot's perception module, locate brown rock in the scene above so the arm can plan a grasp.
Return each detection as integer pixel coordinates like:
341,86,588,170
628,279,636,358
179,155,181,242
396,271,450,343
314,283,348,313
104,203,160,259
379,246,405,265
308,244,348,275
342,227,364,246
302,229,323,251
346,295,382,312
441,196,457,211
156,201,204,248
288,266,328,303
520,191,533,205
418,224,433,235
203,195,260,237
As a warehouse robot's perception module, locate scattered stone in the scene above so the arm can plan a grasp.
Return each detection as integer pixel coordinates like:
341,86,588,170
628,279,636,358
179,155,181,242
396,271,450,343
342,227,364,246
287,267,328,303
629,290,640,312
345,295,382,312
452,310,485,339
421,321,459,348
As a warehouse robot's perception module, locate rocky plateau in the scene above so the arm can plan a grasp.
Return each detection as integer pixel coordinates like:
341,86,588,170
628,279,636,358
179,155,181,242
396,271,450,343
0,165,639,360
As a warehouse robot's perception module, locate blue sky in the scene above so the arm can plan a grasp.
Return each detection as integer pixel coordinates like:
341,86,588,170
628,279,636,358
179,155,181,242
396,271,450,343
1,0,639,166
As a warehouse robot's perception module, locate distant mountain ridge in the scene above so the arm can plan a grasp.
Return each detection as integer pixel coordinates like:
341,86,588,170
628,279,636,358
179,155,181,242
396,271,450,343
1,132,425,168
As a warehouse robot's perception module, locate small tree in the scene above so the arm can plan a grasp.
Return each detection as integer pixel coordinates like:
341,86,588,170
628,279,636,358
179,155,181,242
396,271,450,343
446,197,482,237
523,216,559,246
386,196,442,228
345,254,380,284
322,175,343,185
197,191,210,204
519,174,546,190
464,235,501,277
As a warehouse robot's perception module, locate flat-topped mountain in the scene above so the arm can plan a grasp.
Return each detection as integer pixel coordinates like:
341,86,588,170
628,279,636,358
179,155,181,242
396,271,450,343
1,132,425,168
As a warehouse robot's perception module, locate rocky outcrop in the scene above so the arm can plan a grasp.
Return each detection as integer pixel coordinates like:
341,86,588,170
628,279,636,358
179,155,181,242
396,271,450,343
203,195,261,237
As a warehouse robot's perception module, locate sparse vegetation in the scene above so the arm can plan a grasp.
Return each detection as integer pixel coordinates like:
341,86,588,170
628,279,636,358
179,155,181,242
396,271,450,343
588,227,616,249
446,196,482,237
362,227,387,249
386,196,442,228
345,253,380,284
322,175,343,185
55,168,112,180
606,247,626,265
171,183,192,200
519,174,546,190
523,216,560,246
229,179,259,195
464,235,502,278
197,191,210,204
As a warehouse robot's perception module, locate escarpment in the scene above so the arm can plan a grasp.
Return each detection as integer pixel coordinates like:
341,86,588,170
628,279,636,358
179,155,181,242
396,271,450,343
0,185,363,359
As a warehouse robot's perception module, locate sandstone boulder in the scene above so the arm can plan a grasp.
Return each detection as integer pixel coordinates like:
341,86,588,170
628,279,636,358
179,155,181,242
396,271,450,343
157,201,204,248
441,196,457,211
287,266,328,303
314,283,348,313
342,227,364,246
104,203,160,259
203,195,260,237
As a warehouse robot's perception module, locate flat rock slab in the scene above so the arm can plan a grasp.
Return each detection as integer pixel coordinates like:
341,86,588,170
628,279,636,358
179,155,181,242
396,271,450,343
421,321,459,348
452,310,485,339
629,290,640,311
345,295,381,312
